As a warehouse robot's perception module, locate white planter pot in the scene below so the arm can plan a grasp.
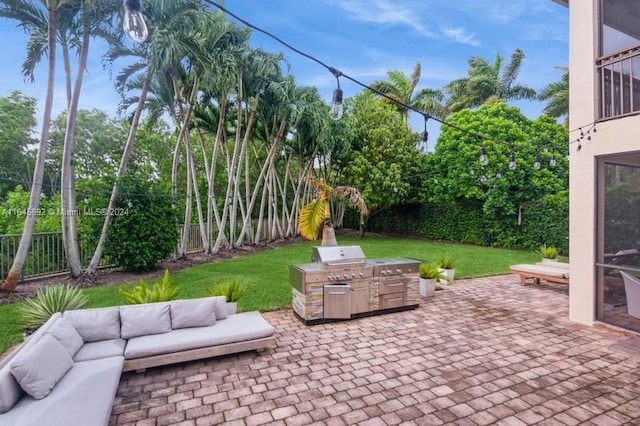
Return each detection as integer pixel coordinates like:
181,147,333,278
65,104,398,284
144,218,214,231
438,268,455,284
226,302,237,315
419,278,437,298
541,258,559,264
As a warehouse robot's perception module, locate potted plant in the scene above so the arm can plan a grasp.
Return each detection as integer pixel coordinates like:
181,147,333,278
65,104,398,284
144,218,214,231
211,280,247,315
537,244,559,264
437,256,456,285
419,263,442,298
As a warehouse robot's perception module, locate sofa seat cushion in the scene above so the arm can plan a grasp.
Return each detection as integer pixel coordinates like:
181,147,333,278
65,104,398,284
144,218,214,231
0,356,123,426
124,311,275,360
73,339,126,362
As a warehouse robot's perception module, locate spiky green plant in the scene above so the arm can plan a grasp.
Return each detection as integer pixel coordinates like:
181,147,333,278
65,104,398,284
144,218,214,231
419,263,444,280
20,284,88,329
537,244,559,259
436,256,456,269
210,279,247,303
119,269,179,304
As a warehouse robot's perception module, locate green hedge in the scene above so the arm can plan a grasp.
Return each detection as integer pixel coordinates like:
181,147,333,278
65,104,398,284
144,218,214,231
362,192,569,254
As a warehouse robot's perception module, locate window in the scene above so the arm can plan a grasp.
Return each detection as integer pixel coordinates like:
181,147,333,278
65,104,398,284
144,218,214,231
597,0,640,119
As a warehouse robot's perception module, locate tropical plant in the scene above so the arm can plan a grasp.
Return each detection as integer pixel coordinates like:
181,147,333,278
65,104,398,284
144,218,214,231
436,256,456,270
298,177,368,243
539,68,569,126
19,284,88,329
119,270,179,304
537,244,559,259
370,62,448,122
210,279,247,303
419,263,443,280
445,48,537,113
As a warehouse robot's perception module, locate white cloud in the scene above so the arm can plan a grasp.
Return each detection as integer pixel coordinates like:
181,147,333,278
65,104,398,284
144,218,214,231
324,0,436,38
441,27,480,47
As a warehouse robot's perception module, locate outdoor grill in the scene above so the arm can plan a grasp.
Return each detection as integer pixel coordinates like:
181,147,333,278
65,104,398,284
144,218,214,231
290,245,419,324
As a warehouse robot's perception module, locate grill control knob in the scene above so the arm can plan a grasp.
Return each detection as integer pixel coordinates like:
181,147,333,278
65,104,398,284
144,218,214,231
343,274,349,279
359,272,364,277
351,273,356,278
396,269,402,273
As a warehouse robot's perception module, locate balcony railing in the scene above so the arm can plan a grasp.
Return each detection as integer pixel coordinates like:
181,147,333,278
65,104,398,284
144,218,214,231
596,45,640,120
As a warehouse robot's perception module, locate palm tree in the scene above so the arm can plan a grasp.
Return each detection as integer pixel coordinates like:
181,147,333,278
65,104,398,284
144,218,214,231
445,48,537,113
370,62,447,123
539,67,569,127
298,177,368,246
0,0,64,291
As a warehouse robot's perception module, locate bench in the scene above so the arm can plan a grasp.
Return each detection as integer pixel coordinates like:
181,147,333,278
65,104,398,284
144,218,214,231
510,263,570,286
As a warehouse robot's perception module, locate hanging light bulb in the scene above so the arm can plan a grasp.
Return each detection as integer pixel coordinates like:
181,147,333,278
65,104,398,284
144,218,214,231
123,0,148,43
533,153,541,170
329,86,343,120
508,151,516,171
421,115,429,152
479,146,488,166
549,154,557,168
495,172,502,179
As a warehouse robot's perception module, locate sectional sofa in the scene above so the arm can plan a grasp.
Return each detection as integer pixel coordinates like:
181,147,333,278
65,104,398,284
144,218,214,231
0,297,276,426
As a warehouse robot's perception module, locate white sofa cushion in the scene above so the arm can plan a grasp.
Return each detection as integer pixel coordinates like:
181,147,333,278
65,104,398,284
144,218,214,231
46,317,84,357
73,339,126,362
212,296,227,320
125,311,274,359
10,335,73,399
119,303,171,339
64,307,121,342
0,313,62,414
170,298,217,329
0,356,124,426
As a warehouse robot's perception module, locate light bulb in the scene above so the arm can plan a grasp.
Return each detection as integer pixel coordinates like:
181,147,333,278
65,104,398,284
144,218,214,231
329,87,343,120
534,154,541,170
123,0,148,43
479,146,488,166
549,155,556,167
508,153,516,171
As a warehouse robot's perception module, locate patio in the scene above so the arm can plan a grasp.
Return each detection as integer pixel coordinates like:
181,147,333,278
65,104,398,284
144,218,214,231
109,275,640,425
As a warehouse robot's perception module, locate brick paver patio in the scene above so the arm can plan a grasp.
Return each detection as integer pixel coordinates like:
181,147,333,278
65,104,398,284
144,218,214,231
110,275,640,425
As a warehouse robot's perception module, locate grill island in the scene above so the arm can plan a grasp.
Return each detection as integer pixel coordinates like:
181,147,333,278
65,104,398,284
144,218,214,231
290,246,420,325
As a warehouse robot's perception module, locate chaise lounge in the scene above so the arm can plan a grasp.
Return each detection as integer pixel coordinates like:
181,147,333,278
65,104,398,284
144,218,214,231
510,262,570,286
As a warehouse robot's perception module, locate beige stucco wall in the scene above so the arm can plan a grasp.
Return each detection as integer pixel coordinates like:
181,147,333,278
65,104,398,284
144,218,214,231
568,0,640,325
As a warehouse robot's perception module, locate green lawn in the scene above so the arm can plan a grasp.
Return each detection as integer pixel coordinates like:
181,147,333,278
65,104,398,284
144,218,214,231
0,234,540,354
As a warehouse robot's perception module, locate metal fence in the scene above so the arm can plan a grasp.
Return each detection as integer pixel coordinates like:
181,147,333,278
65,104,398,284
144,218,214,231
0,220,290,281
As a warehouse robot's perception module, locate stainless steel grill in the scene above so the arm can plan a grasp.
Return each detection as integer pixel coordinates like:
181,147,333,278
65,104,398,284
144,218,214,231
290,245,420,324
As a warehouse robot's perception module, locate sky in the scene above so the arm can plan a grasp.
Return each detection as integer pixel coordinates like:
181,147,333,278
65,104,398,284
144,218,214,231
0,0,569,143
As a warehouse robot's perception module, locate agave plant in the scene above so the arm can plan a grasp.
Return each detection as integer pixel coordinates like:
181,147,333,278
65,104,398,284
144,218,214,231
20,284,88,329
298,177,368,245
119,269,179,304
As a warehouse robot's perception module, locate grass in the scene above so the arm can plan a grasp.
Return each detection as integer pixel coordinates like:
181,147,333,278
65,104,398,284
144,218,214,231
0,234,540,354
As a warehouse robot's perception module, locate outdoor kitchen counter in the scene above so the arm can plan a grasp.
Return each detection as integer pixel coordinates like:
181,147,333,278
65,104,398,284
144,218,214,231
290,256,420,325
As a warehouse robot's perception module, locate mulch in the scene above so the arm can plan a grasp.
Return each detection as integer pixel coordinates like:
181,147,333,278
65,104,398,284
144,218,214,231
0,237,305,305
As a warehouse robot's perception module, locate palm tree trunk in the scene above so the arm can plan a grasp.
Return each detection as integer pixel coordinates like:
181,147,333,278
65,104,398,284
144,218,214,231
85,76,151,275
61,15,90,278
2,8,57,291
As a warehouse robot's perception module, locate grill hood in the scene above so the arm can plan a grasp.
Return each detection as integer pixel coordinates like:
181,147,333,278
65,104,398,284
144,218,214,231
311,245,366,267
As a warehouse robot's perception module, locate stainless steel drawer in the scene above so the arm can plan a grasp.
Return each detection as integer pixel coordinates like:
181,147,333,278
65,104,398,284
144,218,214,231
380,292,406,309
379,278,408,295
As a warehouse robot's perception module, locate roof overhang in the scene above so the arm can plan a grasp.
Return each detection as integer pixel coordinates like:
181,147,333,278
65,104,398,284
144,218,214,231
552,0,569,8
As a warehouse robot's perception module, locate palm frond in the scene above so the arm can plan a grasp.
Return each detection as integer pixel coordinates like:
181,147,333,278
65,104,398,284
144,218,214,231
332,186,369,217
500,48,525,92
298,199,328,241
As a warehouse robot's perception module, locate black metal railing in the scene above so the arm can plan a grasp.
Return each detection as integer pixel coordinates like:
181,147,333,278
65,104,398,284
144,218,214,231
596,45,640,120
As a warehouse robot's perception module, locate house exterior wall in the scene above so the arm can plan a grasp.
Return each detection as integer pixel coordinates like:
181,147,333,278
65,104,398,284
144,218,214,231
567,0,640,325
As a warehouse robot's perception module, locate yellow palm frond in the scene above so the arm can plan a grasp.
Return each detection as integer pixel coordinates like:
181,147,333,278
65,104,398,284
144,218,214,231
298,199,329,241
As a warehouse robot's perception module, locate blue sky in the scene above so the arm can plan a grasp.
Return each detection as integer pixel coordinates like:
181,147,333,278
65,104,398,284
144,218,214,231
0,0,568,141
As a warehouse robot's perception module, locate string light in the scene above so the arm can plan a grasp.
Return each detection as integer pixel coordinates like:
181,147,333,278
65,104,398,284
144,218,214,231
549,154,557,168
420,115,429,152
328,68,344,121
122,0,148,43
479,146,488,167
533,153,541,170
508,149,517,171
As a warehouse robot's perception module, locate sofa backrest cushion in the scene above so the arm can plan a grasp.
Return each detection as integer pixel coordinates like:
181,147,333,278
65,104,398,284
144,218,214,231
10,334,73,400
46,316,84,357
0,313,62,413
120,303,171,339
64,307,121,342
170,298,217,329
212,296,227,320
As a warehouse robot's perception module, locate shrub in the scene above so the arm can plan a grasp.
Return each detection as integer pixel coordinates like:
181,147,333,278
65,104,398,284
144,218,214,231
102,174,178,272
19,284,88,329
120,269,179,304
210,280,246,303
